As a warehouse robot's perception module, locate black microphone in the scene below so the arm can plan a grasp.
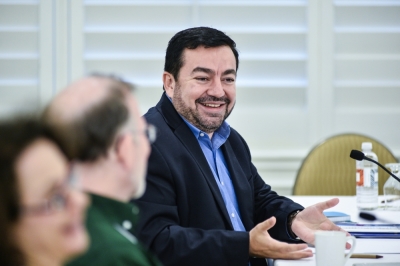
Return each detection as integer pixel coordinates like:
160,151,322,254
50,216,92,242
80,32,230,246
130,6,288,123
359,212,376,221
350,150,400,183
359,212,394,223
350,150,365,161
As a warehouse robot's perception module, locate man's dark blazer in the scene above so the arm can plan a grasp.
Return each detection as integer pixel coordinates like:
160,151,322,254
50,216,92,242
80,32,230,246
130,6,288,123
133,93,304,266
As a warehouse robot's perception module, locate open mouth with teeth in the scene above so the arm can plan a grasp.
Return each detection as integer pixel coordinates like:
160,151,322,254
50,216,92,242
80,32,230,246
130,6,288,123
202,103,224,108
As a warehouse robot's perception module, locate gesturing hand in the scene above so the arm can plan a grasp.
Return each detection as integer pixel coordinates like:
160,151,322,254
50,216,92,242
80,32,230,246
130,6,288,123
249,217,312,259
291,198,351,247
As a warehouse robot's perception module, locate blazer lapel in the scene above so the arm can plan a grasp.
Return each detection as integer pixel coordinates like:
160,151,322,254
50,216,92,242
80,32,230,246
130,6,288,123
157,93,234,229
221,141,254,231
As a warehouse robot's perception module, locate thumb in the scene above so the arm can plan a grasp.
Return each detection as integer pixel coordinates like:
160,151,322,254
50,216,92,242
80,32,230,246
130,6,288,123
258,216,276,232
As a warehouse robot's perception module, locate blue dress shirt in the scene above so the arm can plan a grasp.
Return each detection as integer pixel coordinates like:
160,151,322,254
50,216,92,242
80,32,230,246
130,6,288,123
182,118,246,232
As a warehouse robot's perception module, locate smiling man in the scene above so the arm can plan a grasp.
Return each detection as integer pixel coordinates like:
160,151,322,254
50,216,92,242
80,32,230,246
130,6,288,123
167,46,236,137
134,27,346,266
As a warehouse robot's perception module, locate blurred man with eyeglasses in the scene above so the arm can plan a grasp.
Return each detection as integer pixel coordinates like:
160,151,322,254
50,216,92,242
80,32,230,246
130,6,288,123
42,74,161,266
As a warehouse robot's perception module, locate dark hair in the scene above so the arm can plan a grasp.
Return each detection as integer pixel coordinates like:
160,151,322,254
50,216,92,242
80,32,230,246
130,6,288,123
0,116,55,266
164,26,239,82
43,75,134,162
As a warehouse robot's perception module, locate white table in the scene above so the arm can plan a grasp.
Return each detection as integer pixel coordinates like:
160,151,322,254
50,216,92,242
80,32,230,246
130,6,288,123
272,196,400,266
288,196,400,224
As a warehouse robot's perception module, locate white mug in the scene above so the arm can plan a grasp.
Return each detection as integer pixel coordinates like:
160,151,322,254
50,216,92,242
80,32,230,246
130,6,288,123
315,230,356,266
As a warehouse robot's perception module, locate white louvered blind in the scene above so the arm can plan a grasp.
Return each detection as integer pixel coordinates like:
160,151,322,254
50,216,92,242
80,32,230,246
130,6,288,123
80,0,311,149
77,0,400,194
74,0,312,194
1,0,399,194
0,0,56,117
330,0,400,149
0,1,40,117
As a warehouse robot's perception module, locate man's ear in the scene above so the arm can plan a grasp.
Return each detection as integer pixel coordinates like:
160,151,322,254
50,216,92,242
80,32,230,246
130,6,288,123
114,134,134,170
163,71,175,99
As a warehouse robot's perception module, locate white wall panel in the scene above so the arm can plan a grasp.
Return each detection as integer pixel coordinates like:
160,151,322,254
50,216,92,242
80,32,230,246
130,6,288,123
134,86,163,112
227,110,308,149
336,87,400,108
334,113,400,153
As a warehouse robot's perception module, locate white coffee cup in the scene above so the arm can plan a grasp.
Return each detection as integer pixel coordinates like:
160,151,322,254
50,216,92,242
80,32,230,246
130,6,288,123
315,230,356,266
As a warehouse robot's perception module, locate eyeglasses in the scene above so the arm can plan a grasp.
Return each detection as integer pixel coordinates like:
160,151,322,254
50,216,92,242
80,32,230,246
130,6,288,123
22,190,69,216
21,167,77,216
131,124,157,144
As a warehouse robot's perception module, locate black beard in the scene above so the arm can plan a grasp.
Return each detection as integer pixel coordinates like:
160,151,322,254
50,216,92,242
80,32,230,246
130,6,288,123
172,85,234,134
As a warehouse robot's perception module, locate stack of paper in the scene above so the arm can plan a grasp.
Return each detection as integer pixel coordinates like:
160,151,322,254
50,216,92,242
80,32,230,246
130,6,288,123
337,222,400,239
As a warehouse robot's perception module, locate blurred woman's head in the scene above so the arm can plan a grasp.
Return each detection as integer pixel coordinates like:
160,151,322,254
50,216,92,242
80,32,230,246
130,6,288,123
0,117,89,266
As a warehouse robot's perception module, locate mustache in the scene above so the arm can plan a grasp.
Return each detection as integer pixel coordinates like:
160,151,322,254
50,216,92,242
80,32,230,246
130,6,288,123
196,96,230,104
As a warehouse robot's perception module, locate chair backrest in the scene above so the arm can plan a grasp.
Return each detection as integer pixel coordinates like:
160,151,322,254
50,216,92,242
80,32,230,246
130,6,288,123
293,133,398,195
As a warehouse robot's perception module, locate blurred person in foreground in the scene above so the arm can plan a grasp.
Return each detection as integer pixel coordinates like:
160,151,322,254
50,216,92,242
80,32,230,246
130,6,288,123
0,117,89,266
133,26,349,266
42,74,161,266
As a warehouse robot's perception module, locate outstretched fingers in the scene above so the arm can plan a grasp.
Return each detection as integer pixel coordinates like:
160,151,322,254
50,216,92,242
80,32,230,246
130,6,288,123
249,217,312,259
315,197,339,212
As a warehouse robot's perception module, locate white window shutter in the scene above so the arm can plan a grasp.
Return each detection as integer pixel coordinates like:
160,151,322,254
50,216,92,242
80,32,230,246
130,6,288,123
1,0,398,194
0,1,40,117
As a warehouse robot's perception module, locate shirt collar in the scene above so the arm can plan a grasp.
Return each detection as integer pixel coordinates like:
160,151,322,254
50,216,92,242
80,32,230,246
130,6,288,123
89,193,140,226
181,115,230,143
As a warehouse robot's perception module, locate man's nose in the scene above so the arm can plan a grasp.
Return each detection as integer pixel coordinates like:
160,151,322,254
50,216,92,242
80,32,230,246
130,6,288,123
207,79,225,98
